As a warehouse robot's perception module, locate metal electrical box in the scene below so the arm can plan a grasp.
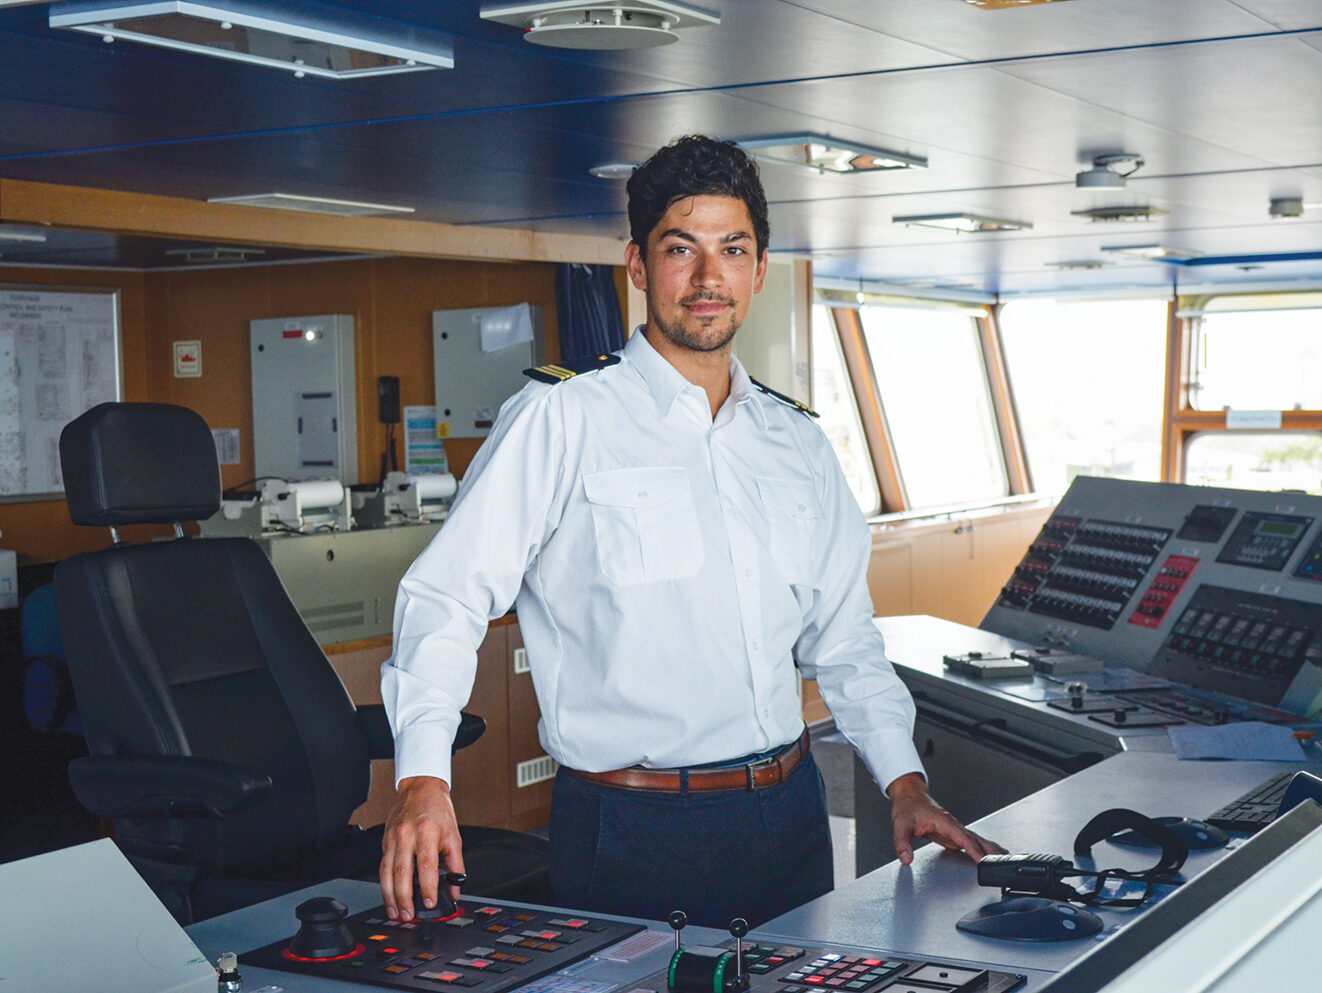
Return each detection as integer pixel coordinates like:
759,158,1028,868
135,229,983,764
250,314,357,482
433,305,544,438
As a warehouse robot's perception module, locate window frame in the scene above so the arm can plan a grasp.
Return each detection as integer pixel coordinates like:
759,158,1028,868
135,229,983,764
818,300,1030,516
1162,294,1322,483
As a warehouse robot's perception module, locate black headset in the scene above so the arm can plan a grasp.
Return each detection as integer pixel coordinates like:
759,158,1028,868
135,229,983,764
1069,808,1189,907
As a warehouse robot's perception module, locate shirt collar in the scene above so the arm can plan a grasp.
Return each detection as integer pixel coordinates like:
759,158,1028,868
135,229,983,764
624,328,765,426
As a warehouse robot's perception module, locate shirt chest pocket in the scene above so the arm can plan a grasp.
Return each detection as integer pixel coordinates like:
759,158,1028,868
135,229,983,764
582,467,705,586
757,476,823,587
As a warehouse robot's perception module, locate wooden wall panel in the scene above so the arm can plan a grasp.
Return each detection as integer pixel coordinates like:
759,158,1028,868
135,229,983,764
1,256,572,564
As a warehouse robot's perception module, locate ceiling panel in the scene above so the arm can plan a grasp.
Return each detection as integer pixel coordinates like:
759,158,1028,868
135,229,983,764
0,0,1319,294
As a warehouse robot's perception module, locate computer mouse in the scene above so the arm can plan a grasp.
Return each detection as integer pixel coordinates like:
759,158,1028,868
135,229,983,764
955,897,1103,942
1109,816,1228,851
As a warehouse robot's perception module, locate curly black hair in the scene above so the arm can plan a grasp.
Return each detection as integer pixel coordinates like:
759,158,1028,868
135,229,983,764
626,135,769,259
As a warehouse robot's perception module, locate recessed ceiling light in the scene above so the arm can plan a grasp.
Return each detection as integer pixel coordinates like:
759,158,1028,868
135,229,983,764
1100,244,1200,261
206,192,415,216
1075,153,1144,189
739,134,926,174
588,162,637,180
1071,205,1167,223
0,227,48,243
50,1,454,79
481,1,719,50
893,212,1031,233
1047,259,1114,270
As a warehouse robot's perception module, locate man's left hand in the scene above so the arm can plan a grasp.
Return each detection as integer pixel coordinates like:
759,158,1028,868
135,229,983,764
887,772,1006,865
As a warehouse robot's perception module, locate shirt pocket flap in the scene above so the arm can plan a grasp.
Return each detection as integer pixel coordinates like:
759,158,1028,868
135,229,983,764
756,476,823,519
583,467,690,509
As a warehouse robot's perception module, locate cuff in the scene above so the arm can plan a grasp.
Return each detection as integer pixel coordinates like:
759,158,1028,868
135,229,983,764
392,722,456,789
855,728,925,799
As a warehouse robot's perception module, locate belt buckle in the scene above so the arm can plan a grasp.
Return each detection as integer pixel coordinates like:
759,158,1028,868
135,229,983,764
745,753,778,790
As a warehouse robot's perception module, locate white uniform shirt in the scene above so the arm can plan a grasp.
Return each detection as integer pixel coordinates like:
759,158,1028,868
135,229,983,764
382,330,923,792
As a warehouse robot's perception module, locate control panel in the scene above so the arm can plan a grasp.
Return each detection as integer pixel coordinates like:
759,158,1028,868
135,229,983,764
983,477,1322,718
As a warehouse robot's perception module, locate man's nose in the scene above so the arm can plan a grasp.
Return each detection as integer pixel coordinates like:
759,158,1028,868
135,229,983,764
691,251,721,286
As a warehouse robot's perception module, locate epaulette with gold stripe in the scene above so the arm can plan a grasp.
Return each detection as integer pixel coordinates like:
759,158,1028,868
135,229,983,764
523,352,621,384
751,378,819,418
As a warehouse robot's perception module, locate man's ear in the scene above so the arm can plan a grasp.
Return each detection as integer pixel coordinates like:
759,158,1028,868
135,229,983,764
625,241,648,292
752,249,768,294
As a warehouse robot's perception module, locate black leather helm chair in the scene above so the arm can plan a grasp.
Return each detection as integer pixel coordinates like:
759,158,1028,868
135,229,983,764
53,402,548,922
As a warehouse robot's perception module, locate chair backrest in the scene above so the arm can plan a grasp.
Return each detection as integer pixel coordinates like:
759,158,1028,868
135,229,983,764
53,402,369,874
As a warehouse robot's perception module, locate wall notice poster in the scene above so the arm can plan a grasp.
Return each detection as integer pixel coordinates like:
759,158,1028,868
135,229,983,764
0,287,121,497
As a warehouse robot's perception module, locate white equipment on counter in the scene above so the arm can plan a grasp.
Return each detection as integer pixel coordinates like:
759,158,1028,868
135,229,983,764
258,478,352,532
382,470,457,522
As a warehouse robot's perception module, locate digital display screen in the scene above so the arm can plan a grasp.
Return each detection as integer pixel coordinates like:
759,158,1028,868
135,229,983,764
1258,520,1303,537
1216,511,1314,572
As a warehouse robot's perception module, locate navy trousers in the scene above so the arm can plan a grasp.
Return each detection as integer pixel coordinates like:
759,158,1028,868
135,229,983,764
548,754,833,928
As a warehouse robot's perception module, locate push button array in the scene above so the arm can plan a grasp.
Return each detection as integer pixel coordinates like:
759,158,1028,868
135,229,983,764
781,952,906,991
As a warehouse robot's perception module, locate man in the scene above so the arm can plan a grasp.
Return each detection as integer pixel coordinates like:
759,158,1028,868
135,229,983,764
380,135,1000,929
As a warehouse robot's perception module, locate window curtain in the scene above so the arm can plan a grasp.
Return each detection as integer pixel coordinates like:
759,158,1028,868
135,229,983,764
555,263,626,361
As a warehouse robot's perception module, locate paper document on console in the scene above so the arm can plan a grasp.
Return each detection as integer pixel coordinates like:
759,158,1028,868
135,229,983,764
1168,721,1307,762
0,838,215,992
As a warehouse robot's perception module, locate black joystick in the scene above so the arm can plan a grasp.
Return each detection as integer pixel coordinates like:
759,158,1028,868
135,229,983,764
668,910,687,952
412,872,467,943
728,919,750,993
290,896,358,960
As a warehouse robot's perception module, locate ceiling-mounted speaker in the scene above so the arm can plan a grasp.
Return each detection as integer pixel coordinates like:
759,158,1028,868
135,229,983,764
481,1,719,50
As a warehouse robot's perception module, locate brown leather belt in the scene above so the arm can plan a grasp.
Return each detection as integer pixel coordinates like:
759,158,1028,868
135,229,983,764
565,728,811,793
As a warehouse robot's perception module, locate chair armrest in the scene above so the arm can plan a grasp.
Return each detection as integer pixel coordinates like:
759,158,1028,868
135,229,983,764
454,712,486,753
355,704,395,761
68,755,272,820
353,706,485,758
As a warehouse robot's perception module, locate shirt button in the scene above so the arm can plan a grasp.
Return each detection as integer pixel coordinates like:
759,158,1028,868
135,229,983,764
752,641,761,651
798,504,807,512
744,568,752,578
638,490,648,498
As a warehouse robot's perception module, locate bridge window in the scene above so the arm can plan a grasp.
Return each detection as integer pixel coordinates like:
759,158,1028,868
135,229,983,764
999,298,1167,496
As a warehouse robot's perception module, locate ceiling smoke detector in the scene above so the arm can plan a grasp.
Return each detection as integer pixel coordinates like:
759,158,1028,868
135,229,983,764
1269,197,1305,219
1076,153,1144,189
481,1,719,50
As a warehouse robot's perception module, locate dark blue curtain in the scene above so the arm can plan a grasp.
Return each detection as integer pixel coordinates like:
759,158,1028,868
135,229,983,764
556,263,626,361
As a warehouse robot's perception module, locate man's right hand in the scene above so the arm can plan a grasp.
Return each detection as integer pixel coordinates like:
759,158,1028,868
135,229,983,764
380,775,466,921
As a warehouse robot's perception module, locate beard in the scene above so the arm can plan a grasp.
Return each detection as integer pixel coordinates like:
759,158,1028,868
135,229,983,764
653,293,740,353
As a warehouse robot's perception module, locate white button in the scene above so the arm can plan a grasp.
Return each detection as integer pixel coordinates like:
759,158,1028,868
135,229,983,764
744,568,752,578
798,504,806,512
752,641,761,651
638,490,648,498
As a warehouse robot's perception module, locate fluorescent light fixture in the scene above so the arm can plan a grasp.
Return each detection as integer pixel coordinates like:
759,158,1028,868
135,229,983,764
164,245,265,262
740,134,926,173
0,227,48,243
963,0,1073,8
588,162,637,180
893,212,1031,233
1047,259,1114,270
1071,205,1167,222
207,192,415,216
50,1,454,79
481,1,718,50
1100,244,1201,262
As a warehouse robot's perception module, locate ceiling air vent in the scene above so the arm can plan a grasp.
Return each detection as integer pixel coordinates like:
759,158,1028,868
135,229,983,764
481,1,719,50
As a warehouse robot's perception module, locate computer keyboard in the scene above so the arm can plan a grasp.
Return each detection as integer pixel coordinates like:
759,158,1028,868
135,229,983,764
1205,771,1295,833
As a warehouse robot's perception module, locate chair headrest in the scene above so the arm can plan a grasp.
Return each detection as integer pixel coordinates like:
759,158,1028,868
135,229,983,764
61,402,222,526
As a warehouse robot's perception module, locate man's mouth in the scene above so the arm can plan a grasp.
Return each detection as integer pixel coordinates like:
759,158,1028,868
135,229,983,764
682,295,733,314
